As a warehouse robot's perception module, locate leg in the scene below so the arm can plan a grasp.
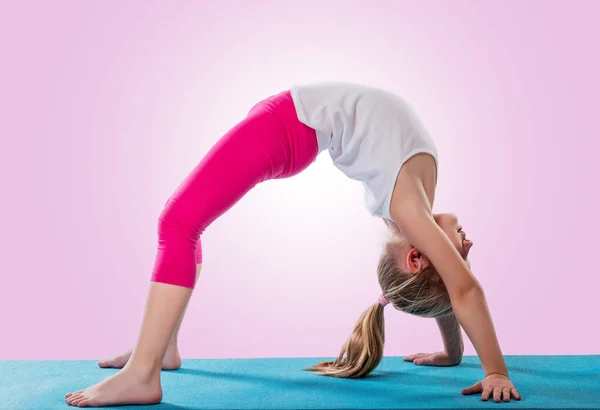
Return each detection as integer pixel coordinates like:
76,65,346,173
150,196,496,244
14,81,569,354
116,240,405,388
65,92,314,407
164,263,202,366
97,264,202,370
66,283,190,407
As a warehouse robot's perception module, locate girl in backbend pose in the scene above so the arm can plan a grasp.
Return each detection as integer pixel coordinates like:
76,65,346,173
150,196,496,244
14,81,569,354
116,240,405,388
65,82,521,407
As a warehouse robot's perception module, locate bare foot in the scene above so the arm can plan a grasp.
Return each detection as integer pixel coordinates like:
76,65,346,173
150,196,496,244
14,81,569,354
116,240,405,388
98,344,181,370
65,366,162,407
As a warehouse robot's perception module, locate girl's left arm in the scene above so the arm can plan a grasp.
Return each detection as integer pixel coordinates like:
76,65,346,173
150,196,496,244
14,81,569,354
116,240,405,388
436,313,464,359
404,313,464,367
389,171,520,402
389,176,508,378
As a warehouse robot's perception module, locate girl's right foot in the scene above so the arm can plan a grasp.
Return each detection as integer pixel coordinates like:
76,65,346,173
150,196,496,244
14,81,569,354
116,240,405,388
66,363,162,407
98,345,181,370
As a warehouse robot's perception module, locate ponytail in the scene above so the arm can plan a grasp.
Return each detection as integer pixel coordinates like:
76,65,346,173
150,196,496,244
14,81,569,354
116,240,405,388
303,302,386,378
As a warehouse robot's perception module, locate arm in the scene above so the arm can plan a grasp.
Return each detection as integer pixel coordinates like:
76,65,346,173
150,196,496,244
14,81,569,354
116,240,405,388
403,313,464,366
390,181,508,378
384,218,463,363
436,313,464,361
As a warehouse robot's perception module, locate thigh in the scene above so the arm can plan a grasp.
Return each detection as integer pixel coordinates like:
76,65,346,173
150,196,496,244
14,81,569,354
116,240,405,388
162,109,288,233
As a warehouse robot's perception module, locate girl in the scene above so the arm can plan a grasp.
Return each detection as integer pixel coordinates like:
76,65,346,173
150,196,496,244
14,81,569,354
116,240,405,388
65,82,521,407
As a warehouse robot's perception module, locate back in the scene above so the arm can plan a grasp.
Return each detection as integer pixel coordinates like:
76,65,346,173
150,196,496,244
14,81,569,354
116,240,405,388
289,81,438,220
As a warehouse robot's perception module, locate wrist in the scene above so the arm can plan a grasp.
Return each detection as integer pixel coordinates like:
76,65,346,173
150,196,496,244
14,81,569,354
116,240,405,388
485,371,509,378
444,343,464,358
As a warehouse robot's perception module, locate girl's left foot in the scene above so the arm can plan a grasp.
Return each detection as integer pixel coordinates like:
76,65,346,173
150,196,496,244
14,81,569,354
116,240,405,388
98,343,181,370
65,366,162,407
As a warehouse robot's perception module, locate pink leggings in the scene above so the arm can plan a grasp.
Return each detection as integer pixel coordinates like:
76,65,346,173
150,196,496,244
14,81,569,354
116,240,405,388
150,91,319,288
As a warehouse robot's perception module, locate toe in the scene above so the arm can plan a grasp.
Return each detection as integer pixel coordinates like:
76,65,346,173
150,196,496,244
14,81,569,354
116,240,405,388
71,396,84,406
70,393,84,403
98,359,112,368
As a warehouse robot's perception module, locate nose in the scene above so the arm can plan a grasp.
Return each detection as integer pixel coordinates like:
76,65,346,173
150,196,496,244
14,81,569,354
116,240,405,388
450,213,459,225
436,213,459,224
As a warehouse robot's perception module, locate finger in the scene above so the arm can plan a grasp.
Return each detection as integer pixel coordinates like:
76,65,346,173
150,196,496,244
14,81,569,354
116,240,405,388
404,353,426,362
493,388,502,403
481,388,493,401
461,382,482,395
414,358,433,366
503,388,511,402
511,388,521,400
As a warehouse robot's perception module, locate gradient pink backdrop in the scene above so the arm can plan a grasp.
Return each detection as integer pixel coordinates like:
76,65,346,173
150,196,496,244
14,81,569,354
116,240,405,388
1,0,598,361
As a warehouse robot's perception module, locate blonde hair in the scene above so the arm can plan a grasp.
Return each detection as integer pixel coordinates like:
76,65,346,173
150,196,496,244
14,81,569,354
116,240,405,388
303,239,452,378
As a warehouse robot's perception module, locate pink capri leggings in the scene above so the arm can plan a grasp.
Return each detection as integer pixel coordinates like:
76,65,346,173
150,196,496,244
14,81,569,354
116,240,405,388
150,90,319,288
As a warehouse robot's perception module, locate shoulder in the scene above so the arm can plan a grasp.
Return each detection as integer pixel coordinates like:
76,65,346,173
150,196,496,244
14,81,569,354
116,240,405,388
389,153,437,216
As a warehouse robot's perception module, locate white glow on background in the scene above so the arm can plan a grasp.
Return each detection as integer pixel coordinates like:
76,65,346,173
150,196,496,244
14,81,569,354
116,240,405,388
1,0,598,359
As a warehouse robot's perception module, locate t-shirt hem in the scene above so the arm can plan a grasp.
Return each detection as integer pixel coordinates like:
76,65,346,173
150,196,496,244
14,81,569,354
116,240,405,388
289,86,329,153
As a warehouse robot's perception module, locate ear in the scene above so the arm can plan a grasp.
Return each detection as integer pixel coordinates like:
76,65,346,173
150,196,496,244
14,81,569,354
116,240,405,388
405,247,428,274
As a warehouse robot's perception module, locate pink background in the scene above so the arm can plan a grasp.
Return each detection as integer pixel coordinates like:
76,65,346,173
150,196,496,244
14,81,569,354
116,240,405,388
1,1,598,361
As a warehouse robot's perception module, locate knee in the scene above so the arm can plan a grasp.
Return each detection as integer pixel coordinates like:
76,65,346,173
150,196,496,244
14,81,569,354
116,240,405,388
157,201,200,244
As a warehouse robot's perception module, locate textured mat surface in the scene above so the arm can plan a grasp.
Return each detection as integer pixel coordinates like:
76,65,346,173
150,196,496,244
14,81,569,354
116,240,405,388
1,355,599,409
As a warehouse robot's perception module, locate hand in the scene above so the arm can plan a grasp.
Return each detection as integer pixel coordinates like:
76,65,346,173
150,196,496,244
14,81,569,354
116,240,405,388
403,351,462,366
462,373,521,402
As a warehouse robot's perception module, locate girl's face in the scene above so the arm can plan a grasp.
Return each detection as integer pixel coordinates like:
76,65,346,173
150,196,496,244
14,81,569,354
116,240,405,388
433,213,473,260
387,213,473,264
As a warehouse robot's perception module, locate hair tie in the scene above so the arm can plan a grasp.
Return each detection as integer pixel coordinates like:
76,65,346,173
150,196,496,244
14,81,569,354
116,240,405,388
378,294,389,307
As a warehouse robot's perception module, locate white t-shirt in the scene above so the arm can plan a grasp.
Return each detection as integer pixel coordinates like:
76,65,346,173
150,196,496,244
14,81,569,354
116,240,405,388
290,81,438,220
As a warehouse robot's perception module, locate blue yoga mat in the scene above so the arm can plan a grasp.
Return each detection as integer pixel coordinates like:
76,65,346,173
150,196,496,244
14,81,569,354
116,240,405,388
1,355,599,409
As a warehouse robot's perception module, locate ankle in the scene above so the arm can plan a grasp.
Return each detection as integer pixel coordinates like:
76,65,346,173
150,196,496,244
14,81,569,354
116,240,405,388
125,356,162,379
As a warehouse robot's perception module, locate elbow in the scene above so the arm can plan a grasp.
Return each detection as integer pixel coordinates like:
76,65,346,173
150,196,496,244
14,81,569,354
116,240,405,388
451,279,484,304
